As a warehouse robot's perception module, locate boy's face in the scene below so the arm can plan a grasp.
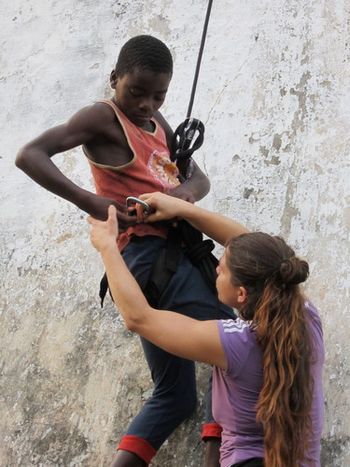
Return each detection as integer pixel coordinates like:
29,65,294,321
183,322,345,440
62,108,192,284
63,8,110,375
111,67,172,128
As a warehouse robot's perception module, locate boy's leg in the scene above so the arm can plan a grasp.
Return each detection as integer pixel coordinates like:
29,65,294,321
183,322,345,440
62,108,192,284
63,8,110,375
158,257,233,467
112,237,198,465
116,338,197,464
119,238,233,464
110,450,146,467
202,439,221,467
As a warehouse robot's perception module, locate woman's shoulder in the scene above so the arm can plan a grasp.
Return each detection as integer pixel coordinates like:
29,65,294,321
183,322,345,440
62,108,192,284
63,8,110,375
218,318,257,348
305,300,323,328
304,300,325,360
218,318,261,378
219,317,252,334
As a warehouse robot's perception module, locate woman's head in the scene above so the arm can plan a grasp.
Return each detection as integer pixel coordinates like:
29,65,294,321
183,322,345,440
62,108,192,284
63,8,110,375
224,232,309,320
224,232,312,467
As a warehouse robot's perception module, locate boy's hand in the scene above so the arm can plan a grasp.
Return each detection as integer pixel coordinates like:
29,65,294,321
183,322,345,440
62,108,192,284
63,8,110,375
88,205,119,253
167,184,195,204
82,194,137,231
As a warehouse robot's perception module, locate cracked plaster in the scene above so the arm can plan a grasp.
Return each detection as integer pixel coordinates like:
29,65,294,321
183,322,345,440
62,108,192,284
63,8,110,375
1,0,350,465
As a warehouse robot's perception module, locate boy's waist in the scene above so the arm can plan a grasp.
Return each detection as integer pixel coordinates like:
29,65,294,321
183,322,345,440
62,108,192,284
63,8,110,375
118,222,169,252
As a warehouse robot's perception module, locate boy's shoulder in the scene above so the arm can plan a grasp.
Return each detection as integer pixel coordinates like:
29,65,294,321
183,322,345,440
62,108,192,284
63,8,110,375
69,101,123,140
76,101,117,126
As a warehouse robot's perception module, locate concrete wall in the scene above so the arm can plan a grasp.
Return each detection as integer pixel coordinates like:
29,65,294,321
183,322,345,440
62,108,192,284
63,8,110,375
1,0,349,465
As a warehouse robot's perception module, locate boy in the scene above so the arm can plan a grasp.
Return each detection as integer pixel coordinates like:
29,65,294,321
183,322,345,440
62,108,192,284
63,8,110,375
16,35,233,467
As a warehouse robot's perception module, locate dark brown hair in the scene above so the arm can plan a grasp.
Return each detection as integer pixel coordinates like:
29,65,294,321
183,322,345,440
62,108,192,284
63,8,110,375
227,232,312,467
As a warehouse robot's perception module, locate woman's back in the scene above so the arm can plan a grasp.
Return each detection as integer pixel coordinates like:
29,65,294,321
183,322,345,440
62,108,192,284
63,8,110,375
213,301,324,467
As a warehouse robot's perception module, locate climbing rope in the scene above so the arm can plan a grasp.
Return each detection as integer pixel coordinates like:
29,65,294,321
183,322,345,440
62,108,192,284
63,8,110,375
171,0,213,162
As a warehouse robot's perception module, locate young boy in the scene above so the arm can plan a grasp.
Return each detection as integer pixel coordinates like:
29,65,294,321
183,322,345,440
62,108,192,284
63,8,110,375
16,35,233,467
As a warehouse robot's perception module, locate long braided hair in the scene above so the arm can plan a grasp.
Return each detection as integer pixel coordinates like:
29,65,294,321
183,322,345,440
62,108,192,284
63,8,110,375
226,232,312,467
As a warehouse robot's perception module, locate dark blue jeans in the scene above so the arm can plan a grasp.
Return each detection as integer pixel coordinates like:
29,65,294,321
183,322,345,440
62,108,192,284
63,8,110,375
121,236,234,454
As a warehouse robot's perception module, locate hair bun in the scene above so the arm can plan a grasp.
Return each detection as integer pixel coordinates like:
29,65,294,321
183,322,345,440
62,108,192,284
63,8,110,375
279,257,309,286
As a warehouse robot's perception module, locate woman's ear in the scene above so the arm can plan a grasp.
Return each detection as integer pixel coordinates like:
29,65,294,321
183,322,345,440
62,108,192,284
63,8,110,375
237,286,248,305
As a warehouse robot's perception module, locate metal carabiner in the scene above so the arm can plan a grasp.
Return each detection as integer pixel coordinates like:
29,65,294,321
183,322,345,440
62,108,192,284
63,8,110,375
126,196,151,215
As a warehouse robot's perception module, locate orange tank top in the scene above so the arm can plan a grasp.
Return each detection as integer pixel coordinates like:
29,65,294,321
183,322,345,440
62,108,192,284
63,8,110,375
86,100,180,251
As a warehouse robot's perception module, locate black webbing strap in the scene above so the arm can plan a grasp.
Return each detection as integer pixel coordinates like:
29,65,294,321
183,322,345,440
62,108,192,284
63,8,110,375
98,226,182,308
98,221,219,308
177,220,218,294
144,225,182,308
144,220,219,306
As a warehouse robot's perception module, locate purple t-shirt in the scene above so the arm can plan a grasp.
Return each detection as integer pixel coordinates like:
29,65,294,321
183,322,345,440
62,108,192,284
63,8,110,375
212,301,324,467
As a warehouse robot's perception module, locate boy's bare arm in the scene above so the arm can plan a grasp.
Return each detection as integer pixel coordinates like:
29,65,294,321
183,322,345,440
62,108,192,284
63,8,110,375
169,160,210,202
16,105,134,225
155,111,210,202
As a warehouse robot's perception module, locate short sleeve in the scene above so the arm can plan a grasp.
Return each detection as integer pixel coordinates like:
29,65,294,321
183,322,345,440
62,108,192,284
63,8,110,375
217,318,254,378
305,301,325,365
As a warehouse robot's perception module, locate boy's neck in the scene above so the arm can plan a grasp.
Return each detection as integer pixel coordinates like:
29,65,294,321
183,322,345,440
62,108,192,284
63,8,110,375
111,97,155,132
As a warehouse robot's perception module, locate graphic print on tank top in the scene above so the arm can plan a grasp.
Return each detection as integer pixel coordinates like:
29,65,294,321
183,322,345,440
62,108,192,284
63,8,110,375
147,149,179,187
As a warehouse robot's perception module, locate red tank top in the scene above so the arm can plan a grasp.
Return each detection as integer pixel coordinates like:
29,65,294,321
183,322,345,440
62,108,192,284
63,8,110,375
86,100,180,251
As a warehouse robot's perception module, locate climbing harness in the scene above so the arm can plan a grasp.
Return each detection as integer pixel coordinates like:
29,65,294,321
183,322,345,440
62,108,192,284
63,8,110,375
98,197,224,311
171,0,213,162
125,198,219,297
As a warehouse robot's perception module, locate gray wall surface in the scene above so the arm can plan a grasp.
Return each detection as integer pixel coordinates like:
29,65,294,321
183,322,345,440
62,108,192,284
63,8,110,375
1,0,349,465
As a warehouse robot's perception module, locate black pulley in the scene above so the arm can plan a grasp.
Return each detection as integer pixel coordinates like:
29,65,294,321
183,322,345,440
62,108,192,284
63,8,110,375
170,118,205,162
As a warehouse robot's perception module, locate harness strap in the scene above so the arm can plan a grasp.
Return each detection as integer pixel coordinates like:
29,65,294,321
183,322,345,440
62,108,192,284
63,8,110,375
98,221,219,308
178,220,218,294
144,226,182,308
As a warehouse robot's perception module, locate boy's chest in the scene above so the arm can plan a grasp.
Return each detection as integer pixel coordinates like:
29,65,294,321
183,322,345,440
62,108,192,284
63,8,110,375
84,123,134,168
84,117,169,170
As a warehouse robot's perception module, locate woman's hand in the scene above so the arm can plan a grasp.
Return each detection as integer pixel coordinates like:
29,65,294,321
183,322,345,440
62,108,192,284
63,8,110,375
88,205,119,253
139,192,189,223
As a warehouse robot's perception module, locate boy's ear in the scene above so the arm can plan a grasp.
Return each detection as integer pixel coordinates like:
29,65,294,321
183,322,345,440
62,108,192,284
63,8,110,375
110,69,117,89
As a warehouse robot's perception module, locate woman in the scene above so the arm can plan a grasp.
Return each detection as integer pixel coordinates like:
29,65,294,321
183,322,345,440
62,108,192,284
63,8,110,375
88,192,324,467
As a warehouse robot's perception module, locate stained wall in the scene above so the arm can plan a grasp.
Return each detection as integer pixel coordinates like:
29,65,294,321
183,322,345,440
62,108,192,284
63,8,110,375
1,1,349,465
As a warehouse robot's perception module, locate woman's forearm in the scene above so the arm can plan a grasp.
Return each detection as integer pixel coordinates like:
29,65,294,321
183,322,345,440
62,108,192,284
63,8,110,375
179,202,249,245
141,192,249,245
100,245,151,330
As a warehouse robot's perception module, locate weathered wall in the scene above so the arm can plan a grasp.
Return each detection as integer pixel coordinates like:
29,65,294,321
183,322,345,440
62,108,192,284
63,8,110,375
1,0,349,465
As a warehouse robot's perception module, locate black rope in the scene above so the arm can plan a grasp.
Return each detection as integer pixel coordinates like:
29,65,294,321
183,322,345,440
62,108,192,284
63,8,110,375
186,0,214,118
171,0,214,162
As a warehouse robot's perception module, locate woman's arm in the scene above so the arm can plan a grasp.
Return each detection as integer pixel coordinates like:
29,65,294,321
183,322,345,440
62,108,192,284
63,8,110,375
140,192,249,246
88,205,227,369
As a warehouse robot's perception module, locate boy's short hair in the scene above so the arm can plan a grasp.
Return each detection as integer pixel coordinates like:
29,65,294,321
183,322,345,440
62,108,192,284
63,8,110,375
115,35,173,77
